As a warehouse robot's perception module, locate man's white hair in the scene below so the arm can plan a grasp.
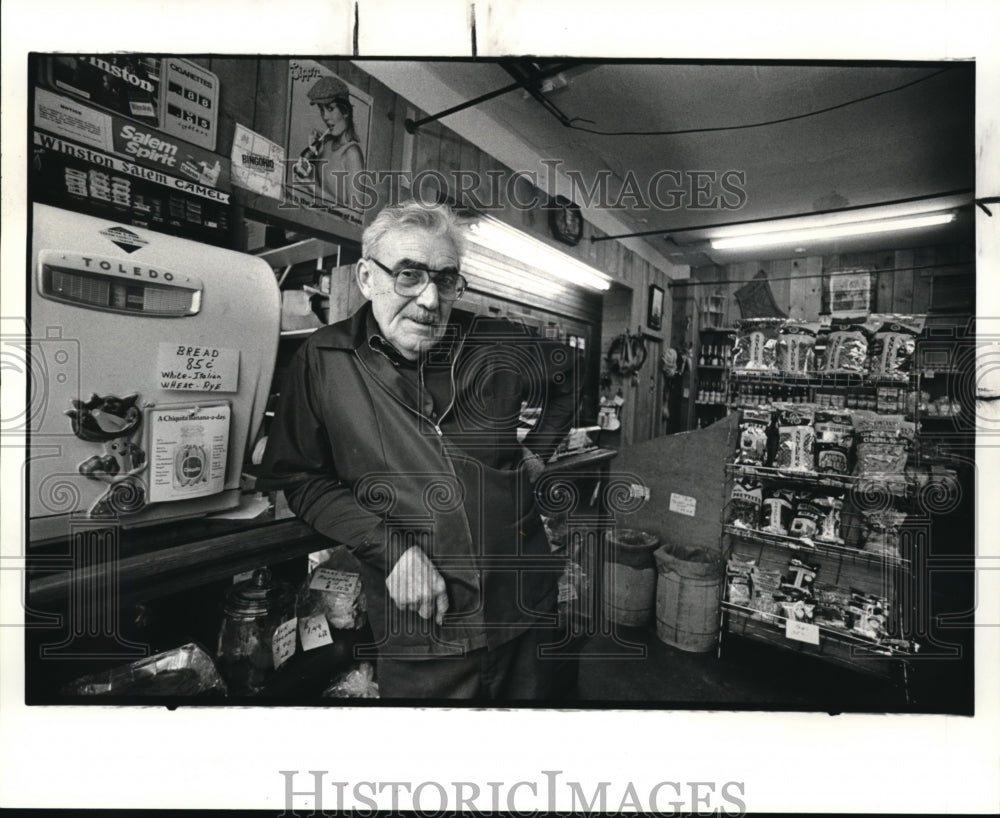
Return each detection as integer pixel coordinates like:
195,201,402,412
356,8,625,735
361,201,467,261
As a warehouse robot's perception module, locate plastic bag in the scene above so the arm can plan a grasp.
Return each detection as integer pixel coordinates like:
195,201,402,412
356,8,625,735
852,411,915,476
761,487,795,535
727,478,762,529
776,320,820,374
814,409,854,475
819,315,870,374
322,662,380,698
868,314,926,380
736,406,773,466
298,565,367,632
732,318,784,372
861,509,907,559
773,404,815,472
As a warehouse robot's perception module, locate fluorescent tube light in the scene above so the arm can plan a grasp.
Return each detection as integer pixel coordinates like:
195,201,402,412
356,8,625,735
462,247,563,297
711,212,955,250
464,216,613,291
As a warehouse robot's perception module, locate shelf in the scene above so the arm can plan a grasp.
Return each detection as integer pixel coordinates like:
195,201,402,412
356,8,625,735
28,517,327,607
697,364,729,370
700,327,737,333
721,602,918,658
723,524,910,570
730,370,918,388
256,238,342,270
727,463,913,497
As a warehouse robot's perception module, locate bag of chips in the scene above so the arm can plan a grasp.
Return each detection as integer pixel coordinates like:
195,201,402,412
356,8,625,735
814,409,854,474
852,411,915,476
736,406,773,466
781,557,820,595
812,583,852,630
778,596,816,622
776,320,820,374
761,487,795,535
813,493,845,545
750,590,783,623
819,315,870,374
861,509,908,559
789,491,824,540
848,591,889,641
727,478,763,529
773,404,815,472
726,557,755,607
868,313,926,380
732,318,784,372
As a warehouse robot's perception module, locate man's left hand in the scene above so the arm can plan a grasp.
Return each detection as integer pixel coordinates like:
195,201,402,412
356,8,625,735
385,545,449,625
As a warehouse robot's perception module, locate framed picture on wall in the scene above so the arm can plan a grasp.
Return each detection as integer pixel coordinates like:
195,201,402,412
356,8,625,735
828,269,874,315
647,284,665,331
284,60,373,227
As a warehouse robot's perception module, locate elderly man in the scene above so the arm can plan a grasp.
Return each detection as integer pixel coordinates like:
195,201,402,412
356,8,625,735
262,202,582,699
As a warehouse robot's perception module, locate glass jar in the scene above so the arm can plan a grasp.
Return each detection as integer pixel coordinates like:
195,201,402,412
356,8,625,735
215,567,296,696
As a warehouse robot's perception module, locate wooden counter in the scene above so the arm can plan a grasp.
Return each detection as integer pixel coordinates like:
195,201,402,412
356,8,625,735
26,448,619,608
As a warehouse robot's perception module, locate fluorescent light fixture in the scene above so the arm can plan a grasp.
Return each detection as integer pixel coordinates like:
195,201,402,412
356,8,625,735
464,216,613,291
711,212,955,251
462,247,563,298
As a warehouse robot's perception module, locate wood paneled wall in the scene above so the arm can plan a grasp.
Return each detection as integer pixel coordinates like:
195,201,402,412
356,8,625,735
678,243,975,329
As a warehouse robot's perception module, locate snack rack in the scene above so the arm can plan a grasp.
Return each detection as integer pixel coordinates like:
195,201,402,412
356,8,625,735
716,369,927,703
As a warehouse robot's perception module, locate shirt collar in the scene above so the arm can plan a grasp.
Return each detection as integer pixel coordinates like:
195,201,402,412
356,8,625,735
365,308,465,368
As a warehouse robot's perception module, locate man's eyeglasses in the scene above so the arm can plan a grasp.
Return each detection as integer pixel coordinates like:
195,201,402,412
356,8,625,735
366,257,467,301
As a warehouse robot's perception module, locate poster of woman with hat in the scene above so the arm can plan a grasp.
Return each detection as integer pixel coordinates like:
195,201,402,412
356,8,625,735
286,60,372,221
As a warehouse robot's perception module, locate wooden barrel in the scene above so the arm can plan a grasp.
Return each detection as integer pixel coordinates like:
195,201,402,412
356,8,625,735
654,543,724,652
601,529,661,627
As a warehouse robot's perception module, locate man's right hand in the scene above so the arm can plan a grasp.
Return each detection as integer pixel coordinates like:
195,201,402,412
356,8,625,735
385,546,449,626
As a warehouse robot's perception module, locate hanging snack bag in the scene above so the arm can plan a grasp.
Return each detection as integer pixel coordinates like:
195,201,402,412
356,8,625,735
727,478,763,530
773,404,816,472
761,487,795,535
776,320,820,375
848,591,888,642
868,313,926,381
819,315,870,374
852,411,916,476
814,409,854,474
781,557,820,595
752,565,783,593
726,557,755,607
750,565,783,622
861,509,908,560
812,583,852,630
736,406,773,466
813,493,845,545
778,596,816,623
789,491,825,539
732,318,784,372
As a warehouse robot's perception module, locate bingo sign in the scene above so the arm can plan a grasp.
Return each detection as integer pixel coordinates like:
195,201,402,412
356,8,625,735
159,59,219,151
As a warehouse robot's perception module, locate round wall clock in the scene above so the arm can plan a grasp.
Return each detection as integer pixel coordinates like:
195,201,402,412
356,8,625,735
549,196,583,246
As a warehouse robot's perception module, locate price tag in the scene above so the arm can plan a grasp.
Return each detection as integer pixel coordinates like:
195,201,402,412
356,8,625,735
629,483,651,501
557,583,578,604
271,618,298,669
669,492,697,517
309,567,361,596
785,619,820,645
299,614,333,652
